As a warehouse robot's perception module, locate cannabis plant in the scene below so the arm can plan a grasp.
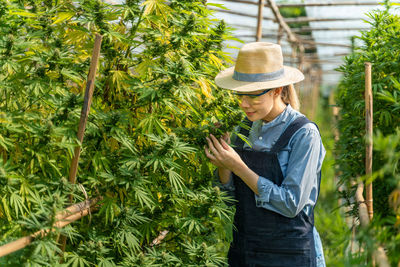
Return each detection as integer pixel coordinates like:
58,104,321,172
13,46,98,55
335,9,400,265
0,0,242,265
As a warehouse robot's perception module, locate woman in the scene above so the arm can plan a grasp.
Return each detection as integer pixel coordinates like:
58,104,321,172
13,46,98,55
204,42,326,267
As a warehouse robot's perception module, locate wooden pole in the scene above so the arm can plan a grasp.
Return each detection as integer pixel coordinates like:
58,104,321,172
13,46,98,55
355,182,389,267
150,230,169,247
277,25,283,45
256,0,265,41
266,0,297,43
275,1,387,7
265,0,305,71
291,26,369,33
238,34,352,48
310,69,321,120
68,34,103,190
0,198,99,258
209,8,364,23
217,0,388,7
55,197,100,221
61,34,102,253
365,62,373,220
208,8,274,21
280,17,364,23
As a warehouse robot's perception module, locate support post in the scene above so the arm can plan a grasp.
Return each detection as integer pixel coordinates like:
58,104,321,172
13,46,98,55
277,25,283,44
256,0,265,41
68,34,103,192
0,198,100,258
60,34,102,253
365,62,373,220
265,0,305,71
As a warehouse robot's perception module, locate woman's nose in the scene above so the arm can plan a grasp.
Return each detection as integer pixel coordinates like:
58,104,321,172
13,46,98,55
239,98,251,108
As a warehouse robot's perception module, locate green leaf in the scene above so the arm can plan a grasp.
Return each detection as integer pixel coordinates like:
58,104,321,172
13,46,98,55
1,197,12,221
52,12,75,25
168,168,185,193
9,192,26,218
9,9,38,18
133,186,154,209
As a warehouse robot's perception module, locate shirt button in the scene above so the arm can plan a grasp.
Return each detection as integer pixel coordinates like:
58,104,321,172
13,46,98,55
259,136,262,140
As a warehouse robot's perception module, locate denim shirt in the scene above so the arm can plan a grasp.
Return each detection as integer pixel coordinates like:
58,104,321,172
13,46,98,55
219,105,326,267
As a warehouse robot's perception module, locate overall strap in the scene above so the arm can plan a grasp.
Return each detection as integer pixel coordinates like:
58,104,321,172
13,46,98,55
270,116,311,153
233,118,253,149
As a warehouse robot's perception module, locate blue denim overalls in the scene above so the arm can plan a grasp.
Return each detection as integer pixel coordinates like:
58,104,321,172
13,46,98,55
228,116,319,267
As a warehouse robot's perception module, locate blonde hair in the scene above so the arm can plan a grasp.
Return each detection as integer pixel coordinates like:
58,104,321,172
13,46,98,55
281,84,300,110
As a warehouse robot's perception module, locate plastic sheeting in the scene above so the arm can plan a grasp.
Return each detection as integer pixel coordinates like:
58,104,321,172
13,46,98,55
106,0,399,91
209,0,399,91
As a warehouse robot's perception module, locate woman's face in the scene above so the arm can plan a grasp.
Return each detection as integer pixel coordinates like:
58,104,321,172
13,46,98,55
236,87,284,122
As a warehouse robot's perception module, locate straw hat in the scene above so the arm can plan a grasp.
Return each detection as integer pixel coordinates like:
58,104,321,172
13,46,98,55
215,42,304,92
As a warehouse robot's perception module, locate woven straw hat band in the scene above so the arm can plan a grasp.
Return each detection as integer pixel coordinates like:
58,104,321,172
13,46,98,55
233,43,284,82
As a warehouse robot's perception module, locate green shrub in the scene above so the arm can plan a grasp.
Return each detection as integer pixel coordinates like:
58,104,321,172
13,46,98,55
0,0,242,265
335,9,400,265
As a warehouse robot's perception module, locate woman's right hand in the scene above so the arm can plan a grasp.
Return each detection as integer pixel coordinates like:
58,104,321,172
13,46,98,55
221,132,231,145
204,131,230,169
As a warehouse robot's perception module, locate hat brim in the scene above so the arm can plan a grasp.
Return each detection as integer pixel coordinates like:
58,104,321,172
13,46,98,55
215,65,304,92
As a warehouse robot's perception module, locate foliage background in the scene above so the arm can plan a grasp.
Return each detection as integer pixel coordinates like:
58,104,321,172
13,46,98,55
0,0,243,265
335,8,400,265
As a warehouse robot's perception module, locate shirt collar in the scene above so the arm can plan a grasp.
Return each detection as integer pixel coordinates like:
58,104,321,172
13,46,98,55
256,104,293,129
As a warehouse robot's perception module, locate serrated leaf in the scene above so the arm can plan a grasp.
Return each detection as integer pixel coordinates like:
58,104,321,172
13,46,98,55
52,12,75,25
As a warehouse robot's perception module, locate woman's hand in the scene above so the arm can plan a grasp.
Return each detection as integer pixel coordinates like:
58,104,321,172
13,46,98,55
204,134,243,172
204,133,260,194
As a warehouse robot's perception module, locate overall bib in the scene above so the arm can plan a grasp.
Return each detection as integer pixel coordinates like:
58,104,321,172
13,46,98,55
228,116,320,267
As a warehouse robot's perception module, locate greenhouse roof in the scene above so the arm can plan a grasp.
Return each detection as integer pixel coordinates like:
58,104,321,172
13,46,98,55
208,0,400,94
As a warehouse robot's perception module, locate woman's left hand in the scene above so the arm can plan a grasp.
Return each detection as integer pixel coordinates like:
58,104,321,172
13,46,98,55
204,134,244,172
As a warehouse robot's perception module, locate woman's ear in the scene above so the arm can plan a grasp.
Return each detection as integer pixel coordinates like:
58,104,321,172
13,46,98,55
273,87,283,97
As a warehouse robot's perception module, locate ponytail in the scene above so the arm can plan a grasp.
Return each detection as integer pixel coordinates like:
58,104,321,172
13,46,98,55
281,84,300,110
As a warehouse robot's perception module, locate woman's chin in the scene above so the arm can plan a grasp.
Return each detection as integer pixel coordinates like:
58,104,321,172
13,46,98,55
245,112,259,121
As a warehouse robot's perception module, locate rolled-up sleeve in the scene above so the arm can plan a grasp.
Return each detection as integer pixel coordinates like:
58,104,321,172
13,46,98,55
254,127,323,218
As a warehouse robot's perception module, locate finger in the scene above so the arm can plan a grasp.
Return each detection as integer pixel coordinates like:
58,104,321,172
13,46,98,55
206,137,220,156
220,138,231,150
222,132,231,144
204,146,216,160
209,134,224,152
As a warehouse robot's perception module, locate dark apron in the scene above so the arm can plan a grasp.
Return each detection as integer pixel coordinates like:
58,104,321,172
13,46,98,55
228,116,319,267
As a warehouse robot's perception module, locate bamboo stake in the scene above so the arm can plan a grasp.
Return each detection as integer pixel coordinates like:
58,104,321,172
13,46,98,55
355,182,389,267
310,69,321,120
55,197,100,221
266,0,296,43
61,34,102,253
265,0,305,71
68,34,103,190
356,182,370,227
150,230,169,247
365,62,373,220
0,198,99,258
256,0,265,42
277,25,283,45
